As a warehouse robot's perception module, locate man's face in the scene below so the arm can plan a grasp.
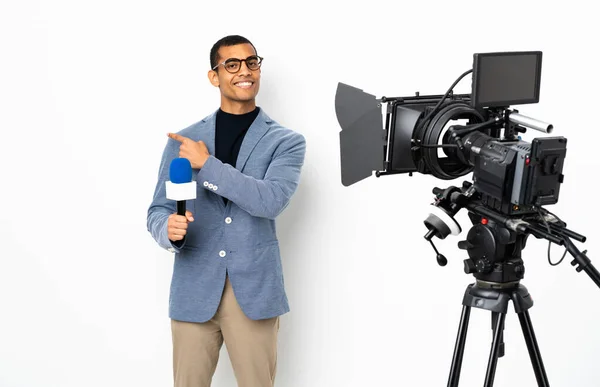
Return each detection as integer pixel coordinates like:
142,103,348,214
209,43,261,107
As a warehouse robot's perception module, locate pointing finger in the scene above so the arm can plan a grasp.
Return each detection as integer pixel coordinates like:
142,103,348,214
168,133,188,143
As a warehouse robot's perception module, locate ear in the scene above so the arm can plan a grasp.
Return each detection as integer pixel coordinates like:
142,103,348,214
208,70,220,87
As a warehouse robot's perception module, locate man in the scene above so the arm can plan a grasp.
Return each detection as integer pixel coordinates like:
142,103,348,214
146,35,306,387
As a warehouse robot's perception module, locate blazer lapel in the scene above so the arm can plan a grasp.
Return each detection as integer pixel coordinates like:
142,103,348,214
235,108,272,171
202,111,217,156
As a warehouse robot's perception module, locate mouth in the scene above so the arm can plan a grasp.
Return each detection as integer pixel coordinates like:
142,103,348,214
234,80,254,89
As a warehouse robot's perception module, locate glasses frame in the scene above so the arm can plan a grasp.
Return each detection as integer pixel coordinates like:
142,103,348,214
212,55,264,74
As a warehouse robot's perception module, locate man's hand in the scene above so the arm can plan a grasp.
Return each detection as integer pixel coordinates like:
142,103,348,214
168,133,210,169
167,210,194,242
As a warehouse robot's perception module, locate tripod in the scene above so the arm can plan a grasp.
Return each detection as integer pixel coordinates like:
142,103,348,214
447,280,547,387
434,209,600,387
440,212,550,387
423,184,600,387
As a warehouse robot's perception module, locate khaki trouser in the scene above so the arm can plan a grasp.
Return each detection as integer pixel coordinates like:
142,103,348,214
171,275,280,387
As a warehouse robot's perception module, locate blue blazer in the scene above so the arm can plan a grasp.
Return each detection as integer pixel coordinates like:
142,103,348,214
147,108,306,322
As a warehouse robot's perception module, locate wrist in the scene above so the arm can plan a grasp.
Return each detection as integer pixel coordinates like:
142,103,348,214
200,154,210,168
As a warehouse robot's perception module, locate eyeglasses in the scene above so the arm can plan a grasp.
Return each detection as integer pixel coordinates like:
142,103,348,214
212,55,263,74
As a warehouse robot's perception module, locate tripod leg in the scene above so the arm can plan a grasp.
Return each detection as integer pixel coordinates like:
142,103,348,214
483,312,506,387
491,312,505,358
447,305,471,387
518,310,550,387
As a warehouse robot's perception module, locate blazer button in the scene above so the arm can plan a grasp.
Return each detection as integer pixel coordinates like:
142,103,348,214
203,181,209,187
225,217,232,224
219,250,226,258
208,183,214,189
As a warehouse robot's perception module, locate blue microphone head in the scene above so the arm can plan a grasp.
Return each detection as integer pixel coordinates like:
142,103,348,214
169,158,193,184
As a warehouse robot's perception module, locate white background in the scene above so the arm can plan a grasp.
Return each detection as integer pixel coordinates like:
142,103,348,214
1,0,599,386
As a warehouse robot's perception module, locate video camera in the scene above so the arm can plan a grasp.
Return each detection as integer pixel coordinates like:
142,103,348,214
335,51,600,387
337,51,566,216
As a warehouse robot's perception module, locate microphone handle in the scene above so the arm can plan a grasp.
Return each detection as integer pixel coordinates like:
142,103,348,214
177,201,186,216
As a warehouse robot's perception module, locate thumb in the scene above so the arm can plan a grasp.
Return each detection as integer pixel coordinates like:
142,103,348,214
186,211,195,222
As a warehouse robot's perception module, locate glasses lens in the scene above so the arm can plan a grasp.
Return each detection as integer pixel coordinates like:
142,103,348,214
224,59,241,73
246,56,261,70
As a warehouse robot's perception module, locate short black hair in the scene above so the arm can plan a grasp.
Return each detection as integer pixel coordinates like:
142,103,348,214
210,35,257,70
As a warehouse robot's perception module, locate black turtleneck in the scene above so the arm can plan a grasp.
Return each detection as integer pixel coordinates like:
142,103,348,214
215,107,260,204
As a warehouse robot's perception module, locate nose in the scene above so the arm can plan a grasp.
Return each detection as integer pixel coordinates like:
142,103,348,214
238,60,252,76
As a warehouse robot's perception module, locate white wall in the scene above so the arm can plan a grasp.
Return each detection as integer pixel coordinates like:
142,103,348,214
1,0,599,386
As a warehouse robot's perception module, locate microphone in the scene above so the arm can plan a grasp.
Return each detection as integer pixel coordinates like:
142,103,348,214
166,158,196,216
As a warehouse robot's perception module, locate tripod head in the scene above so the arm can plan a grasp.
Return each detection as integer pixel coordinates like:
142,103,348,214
424,181,600,289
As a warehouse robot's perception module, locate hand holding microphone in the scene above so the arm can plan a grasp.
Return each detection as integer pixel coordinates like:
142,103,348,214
168,211,194,242
166,157,196,242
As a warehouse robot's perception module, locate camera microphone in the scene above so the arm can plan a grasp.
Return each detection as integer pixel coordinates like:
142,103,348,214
166,158,196,215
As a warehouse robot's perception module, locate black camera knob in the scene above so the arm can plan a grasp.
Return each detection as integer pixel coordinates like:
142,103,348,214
458,240,473,250
463,259,477,274
515,264,525,278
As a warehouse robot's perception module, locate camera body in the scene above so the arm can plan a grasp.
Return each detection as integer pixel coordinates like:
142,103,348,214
381,91,567,216
462,131,566,216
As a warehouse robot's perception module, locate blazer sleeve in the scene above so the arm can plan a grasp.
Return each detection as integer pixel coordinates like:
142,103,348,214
147,138,188,252
197,131,306,219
